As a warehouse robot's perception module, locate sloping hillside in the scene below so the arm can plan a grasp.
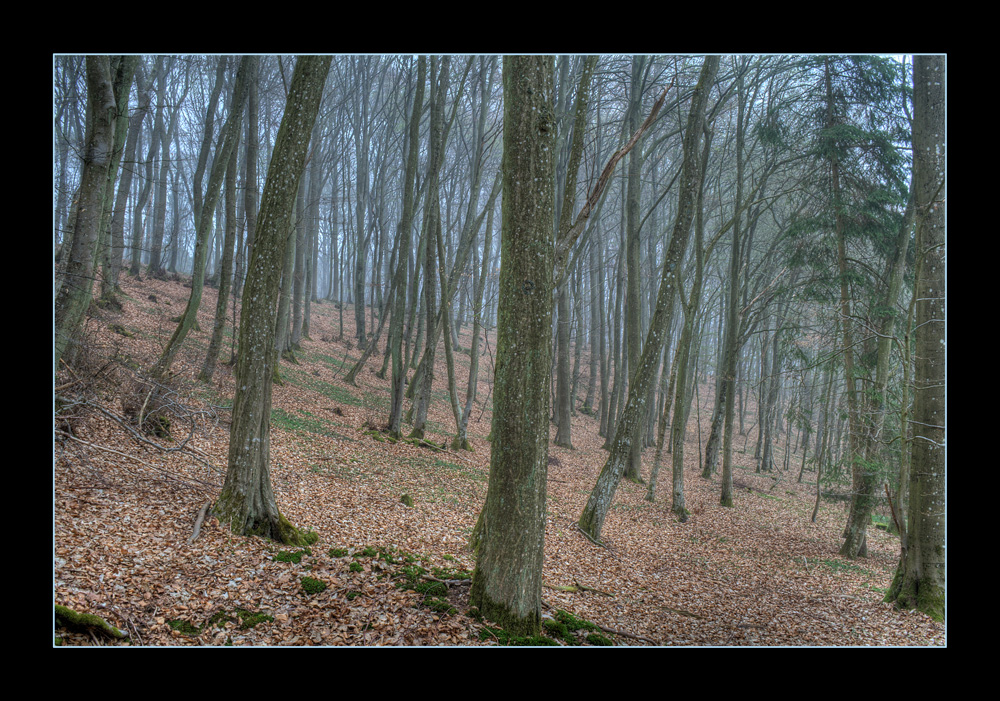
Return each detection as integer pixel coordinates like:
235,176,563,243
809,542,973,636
53,273,945,646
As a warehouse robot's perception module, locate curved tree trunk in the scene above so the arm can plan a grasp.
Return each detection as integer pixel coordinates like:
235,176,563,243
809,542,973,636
54,56,117,371
199,123,242,384
578,56,719,543
214,55,331,544
151,57,250,381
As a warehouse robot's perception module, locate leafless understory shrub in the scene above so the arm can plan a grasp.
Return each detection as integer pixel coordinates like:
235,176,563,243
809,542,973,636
55,330,226,488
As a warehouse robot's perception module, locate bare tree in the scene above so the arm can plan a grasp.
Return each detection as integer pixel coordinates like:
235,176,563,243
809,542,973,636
55,56,118,371
884,54,945,622
214,55,332,544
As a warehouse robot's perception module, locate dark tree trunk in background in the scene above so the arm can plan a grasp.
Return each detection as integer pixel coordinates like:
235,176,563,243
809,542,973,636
578,56,719,543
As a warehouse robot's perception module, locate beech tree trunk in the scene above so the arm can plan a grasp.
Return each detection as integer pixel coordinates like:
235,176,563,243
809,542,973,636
469,55,555,637
54,56,117,371
151,57,250,381
388,57,425,437
198,126,242,383
214,55,331,544
884,54,945,622
103,60,148,299
578,56,719,543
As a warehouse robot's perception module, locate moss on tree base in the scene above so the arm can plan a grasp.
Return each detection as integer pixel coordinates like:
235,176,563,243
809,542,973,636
213,498,318,548
450,436,474,452
884,567,945,622
469,583,542,638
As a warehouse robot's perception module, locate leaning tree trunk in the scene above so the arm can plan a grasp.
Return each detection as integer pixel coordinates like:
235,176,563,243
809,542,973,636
54,56,117,372
151,57,250,381
578,56,719,543
214,55,331,545
198,127,242,384
455,202,493,451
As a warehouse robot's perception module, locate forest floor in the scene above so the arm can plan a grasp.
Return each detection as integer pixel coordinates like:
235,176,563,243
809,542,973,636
54,272,946,647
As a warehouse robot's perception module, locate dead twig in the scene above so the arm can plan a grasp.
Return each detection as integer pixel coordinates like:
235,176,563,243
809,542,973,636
661,606,706,619
591,621,658,645
190,500,212,543
574,523,607,548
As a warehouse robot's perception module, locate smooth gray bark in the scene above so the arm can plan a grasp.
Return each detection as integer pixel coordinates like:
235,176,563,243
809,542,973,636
469,55,555,637
214,55,332,544
885,54,945,622
578,56,719,543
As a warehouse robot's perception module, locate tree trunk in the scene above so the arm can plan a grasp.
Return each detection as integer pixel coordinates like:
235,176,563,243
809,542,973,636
54,56,117,371
469,55,555,637
553,56,597,448
103,60,148,299
666,125,712,516
578,56,719,543
235,59,259,301
130,57,168,278
95,57,140,303
829,56,871,559
151,57,250,381
455,201,493,450
622,55,646,481
388,57,425,437
408,57,450,439
199,125,241,383
719,67,748,506
884,54,945,622
214,55,331,544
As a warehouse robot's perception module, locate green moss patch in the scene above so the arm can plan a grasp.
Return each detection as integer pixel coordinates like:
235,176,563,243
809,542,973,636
274,547,312,564
477,624,560,646
280,367,364,407
431,564,473,581
168,607,274,637
208,608,274,631
300,576,327,595
474,608,612,647
271,407,355,442
168,618,202,635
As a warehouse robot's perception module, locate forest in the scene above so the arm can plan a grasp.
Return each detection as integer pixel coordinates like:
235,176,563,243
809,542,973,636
53,54,946,646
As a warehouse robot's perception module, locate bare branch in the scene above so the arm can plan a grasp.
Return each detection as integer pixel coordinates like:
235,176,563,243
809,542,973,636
554,81,673,284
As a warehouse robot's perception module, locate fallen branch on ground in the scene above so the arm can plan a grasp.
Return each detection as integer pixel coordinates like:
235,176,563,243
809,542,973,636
543,581,615,597
661,605,706,619
55,604,128,640
190,500,211,543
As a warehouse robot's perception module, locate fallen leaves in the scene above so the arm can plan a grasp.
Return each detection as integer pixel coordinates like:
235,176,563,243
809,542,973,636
53,273,945,646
